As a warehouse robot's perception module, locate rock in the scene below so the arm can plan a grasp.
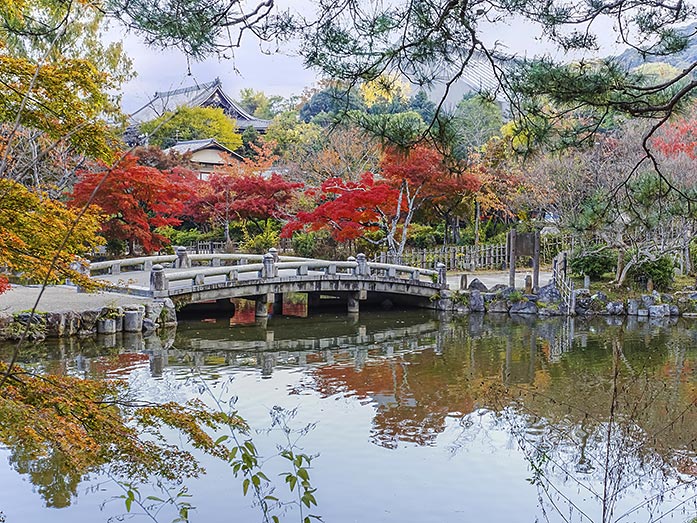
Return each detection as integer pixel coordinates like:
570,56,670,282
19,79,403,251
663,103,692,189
489,284,508,293
495,287,517,300
637,308,649,317
469,290,485,312
15,312,44,325
454,304,470,314
648,304,670,317
142,318,157,333
487,299,509,313
79,309,100,335
641,294,656,308
146,301,164,322
605,301,625,316
44,312,65,337
669,305,680,316
591,291,608,303
677,297,697,314
64,311,81,336
574,289,592,315
97,318,117,334
537,283,561,304
538,305,562,316
510,301,538,315
159,298,177,325
468,278,488,292
627,299,640,315
660,293,673,304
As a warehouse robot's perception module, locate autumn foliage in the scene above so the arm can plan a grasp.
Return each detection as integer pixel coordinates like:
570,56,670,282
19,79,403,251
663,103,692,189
283,172,400,242
283,144,482,253
71,154,200,253
0,362,244,507
652,116,697,159
0,179,103,291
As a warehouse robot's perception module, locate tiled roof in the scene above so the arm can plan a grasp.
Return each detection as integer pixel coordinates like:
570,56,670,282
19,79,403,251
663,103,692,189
163,138,244,161
128,78,270,133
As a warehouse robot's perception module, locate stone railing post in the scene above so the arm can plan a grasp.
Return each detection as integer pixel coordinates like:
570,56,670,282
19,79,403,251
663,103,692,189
268,247,279,263
150,264,168,293
174,246,191,269
355,253,370,276
436,262,447,288
261,253,276,278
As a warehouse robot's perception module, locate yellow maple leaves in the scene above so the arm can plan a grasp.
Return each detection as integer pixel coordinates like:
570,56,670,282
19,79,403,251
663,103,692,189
0,179,104,287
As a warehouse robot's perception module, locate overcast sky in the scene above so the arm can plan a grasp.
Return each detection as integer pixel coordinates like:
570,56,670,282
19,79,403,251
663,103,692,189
116,6,624,115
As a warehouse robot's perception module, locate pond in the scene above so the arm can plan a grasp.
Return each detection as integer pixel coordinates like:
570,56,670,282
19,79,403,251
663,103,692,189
1,303,696,523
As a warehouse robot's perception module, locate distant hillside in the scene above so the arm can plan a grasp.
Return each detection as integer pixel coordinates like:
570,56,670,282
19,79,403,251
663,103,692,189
615,24,697,70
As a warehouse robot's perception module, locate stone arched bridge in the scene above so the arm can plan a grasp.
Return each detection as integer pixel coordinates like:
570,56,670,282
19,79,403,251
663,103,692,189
88,248,451,317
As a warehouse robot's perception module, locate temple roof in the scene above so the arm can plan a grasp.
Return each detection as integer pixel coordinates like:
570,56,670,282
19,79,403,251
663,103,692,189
164,138,244,161
129,78,270,133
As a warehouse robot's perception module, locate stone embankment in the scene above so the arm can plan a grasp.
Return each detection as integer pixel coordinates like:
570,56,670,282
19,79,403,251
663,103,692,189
0,286,176,341
450,278,697,318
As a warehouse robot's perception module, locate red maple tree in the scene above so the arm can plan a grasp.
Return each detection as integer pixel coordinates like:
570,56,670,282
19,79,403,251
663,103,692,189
187,168,302,241
284,144,481,256
70,155,200,254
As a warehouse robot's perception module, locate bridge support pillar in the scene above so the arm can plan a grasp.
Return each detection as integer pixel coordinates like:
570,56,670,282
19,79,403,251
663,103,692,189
255,294,272,318
348,292,360,313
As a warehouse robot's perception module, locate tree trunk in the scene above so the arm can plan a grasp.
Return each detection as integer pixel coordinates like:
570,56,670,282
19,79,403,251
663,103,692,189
474,200,480,247
615,249,624,283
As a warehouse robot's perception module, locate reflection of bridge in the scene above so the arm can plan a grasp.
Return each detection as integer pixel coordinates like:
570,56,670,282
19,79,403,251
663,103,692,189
88,248,450,316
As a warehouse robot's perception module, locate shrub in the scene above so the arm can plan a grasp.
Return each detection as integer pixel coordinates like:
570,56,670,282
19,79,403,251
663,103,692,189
627,255,675,291
241,220,280,254
407,224,438,248
570,248,617,279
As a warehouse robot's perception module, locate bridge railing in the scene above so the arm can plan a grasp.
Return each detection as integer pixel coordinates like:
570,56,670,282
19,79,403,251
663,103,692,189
149,252,447,294
89,247,308,276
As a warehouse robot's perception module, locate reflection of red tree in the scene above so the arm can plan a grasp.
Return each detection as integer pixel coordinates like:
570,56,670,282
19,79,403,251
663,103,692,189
303,350,476,449
89,353,150,378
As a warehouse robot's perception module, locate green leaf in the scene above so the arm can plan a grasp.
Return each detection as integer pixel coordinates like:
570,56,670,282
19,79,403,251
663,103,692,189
215,435,229,445
242,478,250,496
146,495,165,502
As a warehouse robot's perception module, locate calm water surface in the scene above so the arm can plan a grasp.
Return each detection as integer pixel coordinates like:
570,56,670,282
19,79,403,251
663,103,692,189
1,303,696,523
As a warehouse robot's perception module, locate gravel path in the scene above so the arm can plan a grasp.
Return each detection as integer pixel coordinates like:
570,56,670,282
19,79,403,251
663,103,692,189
0,285,151,315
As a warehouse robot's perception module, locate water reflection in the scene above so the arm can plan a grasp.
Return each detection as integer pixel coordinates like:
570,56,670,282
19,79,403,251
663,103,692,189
1,312,695,522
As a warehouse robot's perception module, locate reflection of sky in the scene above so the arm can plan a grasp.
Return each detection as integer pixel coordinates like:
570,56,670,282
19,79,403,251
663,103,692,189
2,315,695,523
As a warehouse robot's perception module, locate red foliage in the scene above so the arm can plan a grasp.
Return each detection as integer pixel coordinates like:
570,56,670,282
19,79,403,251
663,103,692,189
188,172,302,227
0,275,10,294
652,117,697,159
284,145,482,244
282,172,401,242
70,155,200,253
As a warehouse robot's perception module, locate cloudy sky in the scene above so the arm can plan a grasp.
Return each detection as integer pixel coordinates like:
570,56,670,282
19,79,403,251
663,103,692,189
118,35,317,114
115,4,624,115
